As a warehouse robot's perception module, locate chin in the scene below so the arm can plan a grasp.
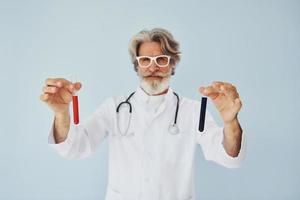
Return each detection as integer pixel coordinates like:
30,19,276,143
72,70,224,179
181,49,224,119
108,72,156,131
140,76,170,95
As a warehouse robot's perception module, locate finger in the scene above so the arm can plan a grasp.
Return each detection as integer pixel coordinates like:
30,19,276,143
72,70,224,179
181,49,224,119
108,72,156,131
67,83,77,94
45,78,71,88
221,85,239,100
67,82,82,93
43,86,59,94
40,93,50,102
45,78,61,87
199,86,205,94
67,84,75,94
204,86,220,95
212,82,223,92
74,82,82,91
59,88,73,103
199,86,208,95
223,82,237,92
212,81,237,93
76,82,82,90
235,98,242,107
212,81,225,87
216,82,237,92
199,86,219,99
233,98,243,112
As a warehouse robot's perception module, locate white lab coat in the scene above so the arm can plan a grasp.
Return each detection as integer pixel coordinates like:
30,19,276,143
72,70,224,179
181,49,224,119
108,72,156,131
48,86,246,200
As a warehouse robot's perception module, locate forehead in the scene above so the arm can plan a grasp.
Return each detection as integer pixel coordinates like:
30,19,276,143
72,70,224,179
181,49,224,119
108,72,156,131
138,42,163,56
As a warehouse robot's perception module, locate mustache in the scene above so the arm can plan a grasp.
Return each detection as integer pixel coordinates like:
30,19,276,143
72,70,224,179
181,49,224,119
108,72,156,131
143,72,170,78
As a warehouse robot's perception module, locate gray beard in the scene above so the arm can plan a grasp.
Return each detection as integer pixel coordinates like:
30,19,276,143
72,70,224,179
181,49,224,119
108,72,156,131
139,76,170,95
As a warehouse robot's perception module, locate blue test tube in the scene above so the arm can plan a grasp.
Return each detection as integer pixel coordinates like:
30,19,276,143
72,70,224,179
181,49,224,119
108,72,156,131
198,97,207,132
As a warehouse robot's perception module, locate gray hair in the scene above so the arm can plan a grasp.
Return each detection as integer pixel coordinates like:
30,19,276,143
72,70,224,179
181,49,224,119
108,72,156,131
128,28,181,75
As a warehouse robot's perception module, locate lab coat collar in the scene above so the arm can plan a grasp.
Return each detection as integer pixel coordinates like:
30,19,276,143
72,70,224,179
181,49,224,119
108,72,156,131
134,85,174,104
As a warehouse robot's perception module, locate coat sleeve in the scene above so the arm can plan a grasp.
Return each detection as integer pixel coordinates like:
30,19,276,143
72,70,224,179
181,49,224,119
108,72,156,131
194,101,247,169
47,98,113,160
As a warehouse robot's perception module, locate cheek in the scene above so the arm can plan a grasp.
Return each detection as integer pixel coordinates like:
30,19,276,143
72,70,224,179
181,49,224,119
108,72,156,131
138,68,146,74
137,68,148,76
161,66,172,73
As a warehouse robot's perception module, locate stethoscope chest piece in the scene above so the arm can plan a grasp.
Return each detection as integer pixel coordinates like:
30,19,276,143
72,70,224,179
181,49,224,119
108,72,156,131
168,124,180,135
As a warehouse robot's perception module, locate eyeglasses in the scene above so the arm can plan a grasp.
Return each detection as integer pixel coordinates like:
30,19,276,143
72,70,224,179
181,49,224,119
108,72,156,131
136,55,171,68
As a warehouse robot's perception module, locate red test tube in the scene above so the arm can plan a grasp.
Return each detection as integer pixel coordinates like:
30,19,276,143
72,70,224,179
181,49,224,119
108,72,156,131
72,94,79,124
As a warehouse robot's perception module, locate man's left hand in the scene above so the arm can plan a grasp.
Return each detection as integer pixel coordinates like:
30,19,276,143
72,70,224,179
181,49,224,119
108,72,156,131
199,81,242,124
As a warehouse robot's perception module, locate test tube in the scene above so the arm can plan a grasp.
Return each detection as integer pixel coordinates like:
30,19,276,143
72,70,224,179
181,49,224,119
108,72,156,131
72,94,79,124
72,77,79,124
198,97,207,132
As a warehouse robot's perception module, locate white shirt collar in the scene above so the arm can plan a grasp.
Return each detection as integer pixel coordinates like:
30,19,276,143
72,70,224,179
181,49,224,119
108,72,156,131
134,86,174,104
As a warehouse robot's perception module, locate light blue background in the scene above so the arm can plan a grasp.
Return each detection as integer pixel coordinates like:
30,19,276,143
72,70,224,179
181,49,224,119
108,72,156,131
1,0,299,199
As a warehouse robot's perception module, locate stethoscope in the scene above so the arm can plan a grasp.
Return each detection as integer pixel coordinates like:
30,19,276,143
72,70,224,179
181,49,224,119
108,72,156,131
116,92,180,136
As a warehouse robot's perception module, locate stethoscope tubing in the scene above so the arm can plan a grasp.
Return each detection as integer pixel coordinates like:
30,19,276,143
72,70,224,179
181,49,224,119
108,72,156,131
116,91,207,136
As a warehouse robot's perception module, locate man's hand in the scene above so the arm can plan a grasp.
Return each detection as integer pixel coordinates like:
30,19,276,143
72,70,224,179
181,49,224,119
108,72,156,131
199,81,242,124
40,78,82,143
40,78,82,114
199,81,243,157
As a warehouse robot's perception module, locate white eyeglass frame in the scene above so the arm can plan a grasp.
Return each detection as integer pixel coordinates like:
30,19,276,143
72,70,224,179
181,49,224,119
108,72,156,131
136,55,171,68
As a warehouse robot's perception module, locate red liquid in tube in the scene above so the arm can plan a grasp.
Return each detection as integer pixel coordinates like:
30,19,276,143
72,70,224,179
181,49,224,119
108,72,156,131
72,95,79,124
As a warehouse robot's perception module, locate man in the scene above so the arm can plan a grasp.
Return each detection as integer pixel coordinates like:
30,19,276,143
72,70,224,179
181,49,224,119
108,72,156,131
40,28,246,200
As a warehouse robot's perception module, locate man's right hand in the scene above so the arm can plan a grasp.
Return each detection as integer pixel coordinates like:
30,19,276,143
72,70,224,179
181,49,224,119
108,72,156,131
40,78,82,114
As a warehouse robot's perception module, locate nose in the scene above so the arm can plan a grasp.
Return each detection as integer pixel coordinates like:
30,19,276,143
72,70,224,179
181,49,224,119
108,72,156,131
148,61,159,72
